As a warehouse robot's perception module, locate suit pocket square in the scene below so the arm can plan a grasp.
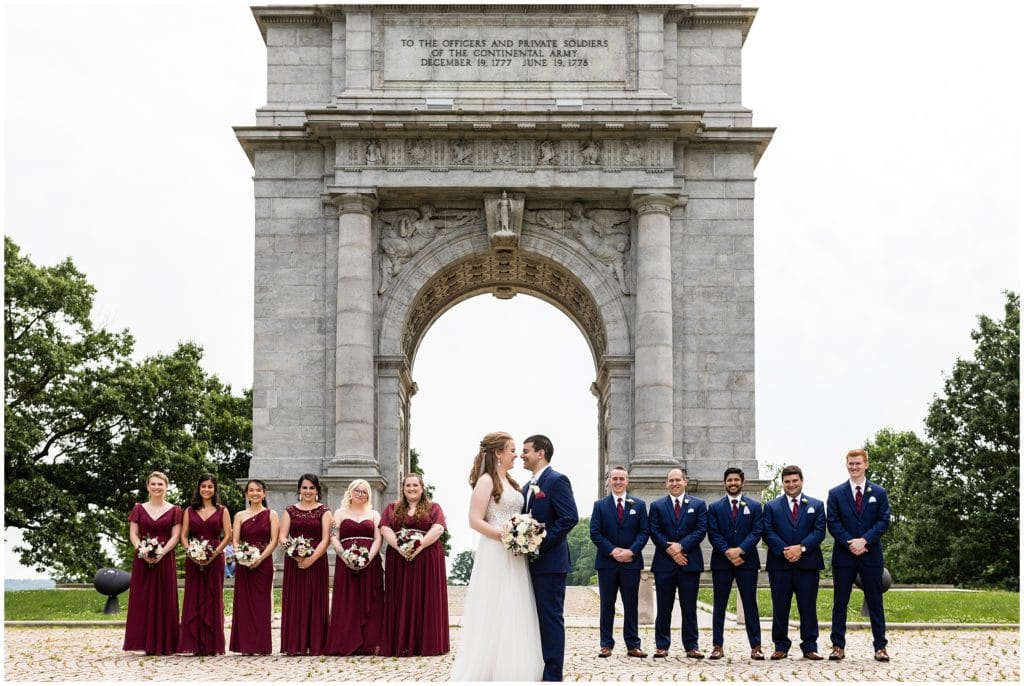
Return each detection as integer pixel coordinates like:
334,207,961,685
687,507,695,513
807,507,816,513
629,509,637,515
742,509,751,515
868,496,877,503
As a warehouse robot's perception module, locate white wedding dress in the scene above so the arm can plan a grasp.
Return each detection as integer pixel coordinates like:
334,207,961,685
450,482,544,681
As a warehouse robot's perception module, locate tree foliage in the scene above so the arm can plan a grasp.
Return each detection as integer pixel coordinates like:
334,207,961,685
4,237,252,582
865,291,1019,590
409,448,451,556
566,517,597,586
447,549,475,585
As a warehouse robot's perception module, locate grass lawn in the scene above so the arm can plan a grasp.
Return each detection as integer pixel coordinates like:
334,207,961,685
4,588,284,622
696,588,1019,624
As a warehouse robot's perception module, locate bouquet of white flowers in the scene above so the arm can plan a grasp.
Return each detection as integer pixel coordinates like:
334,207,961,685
341,545,371,570
285,535,315,559
137,536,161,563
235,541,262,566
502,513,547,559
396,529,424,558
187,538,215,569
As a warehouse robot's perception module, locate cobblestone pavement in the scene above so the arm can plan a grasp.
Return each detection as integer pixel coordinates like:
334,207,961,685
4,588,1020,681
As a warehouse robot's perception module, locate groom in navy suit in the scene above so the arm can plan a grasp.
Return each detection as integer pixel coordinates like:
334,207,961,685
707,467,764,660
648,467,707,659
522,435,579,681
762,464,826,660
589,465,649,658
826,448,891,662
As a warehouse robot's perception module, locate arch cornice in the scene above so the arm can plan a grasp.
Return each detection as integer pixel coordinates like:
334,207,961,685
377,228,632,370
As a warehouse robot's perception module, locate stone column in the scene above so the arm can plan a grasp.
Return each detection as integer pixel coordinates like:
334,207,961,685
630,194,678,470
328,193,379,478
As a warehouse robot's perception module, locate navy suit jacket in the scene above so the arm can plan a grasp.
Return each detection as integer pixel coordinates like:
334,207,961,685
590,494,649,570
826,480,890,568
523,466,579,574
762,494,826,571
648,494,706,573
707,495,763,571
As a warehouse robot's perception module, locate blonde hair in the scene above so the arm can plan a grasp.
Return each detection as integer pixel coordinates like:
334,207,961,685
469,431,520,504
146,471,169,486
342,479,373,509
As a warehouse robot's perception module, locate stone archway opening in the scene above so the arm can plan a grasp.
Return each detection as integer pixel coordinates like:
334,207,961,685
407,292,599,560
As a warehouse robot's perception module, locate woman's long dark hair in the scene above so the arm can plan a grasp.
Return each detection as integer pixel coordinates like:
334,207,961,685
296,473,322,501
189,473,222,510
245,479,269,508
392,473,431,528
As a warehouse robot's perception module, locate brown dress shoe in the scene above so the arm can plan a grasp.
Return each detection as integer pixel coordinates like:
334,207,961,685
709,645,724,659
750,646,765,660
828,646,845,660
653,648,669,659
803,651,823,660
627,647,647,658
598,646,612,658
685,648,705,659
770,650,788,660
874,648,890,662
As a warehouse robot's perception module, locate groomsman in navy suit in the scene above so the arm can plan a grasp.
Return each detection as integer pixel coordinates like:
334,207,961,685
826,448,891,662
648,468,707,659
522,434,579,681
762,464,826,660
590,466,650,658
707,467,764,660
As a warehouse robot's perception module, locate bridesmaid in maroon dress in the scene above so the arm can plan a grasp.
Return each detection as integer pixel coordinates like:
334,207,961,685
230,479,279,654
380,473,450,656
278,473,332,655
178,473,232,655
123,471,182,655
326,478,384,655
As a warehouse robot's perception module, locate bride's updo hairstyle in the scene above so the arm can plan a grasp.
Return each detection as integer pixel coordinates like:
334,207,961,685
469,431,521,504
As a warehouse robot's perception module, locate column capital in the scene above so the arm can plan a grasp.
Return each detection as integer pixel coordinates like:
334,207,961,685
330,192,378,215
630,192,681,217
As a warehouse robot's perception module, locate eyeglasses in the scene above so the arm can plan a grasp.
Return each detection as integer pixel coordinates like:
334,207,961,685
352,490,369,496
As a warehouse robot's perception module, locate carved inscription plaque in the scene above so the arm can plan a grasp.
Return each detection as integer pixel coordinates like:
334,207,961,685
373,13,637,89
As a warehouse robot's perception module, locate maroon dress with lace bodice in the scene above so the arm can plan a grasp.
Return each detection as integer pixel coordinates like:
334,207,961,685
230,508,274,654
325,517,384,655
380,502,450,656
123,504,182,655
178,505,226,655
280,503,330,655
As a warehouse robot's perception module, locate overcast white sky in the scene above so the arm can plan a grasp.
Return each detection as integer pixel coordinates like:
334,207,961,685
4,1,1020,578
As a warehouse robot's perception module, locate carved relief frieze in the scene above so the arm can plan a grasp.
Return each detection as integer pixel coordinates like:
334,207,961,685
376,204,482,294
580,139,600,165
523,202,632,294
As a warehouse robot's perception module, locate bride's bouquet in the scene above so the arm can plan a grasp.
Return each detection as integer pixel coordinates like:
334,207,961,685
284,535,315,559
235,541,262,566
502,513,547,559
396,529,424,558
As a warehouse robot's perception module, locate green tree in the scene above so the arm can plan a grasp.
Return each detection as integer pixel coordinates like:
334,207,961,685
447,549,475,585
759,462,783,501
566,517,597,586
4,237,251,582
409,448,451,556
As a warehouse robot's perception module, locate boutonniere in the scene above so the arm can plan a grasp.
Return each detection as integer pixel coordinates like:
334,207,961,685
530,484,546,499
683,497,690,505
625,498,635,506
740,502,751,514
800,497,809,505
865,486,873,494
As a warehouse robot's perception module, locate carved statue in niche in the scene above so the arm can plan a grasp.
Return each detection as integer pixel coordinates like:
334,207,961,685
452,139,474,165
523,202,631,294
497,191,512,234
537,139,558,165
622,140,643,166
580,139,600,165
366,139,384,165
377,204,481,293
494,140,516,166
407,139,429,165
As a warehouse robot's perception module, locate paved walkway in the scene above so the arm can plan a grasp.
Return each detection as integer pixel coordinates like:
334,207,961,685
4,588,1019,681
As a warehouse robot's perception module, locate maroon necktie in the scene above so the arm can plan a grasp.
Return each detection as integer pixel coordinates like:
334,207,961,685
673,498,681,520
791,498,799,524
616,498,624,523
731,498,739,520
855,485,863,513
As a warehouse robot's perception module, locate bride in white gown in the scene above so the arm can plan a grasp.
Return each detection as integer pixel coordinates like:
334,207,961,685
451,431,544,681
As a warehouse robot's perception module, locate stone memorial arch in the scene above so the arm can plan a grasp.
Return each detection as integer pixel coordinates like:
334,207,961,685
236,3,773,511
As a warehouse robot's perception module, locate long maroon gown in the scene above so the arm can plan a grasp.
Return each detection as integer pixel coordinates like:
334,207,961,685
325,518,384,655
280,503,330,655
178,505,226,655
230,509,274,654
123,504,182,655
380,501,450,656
